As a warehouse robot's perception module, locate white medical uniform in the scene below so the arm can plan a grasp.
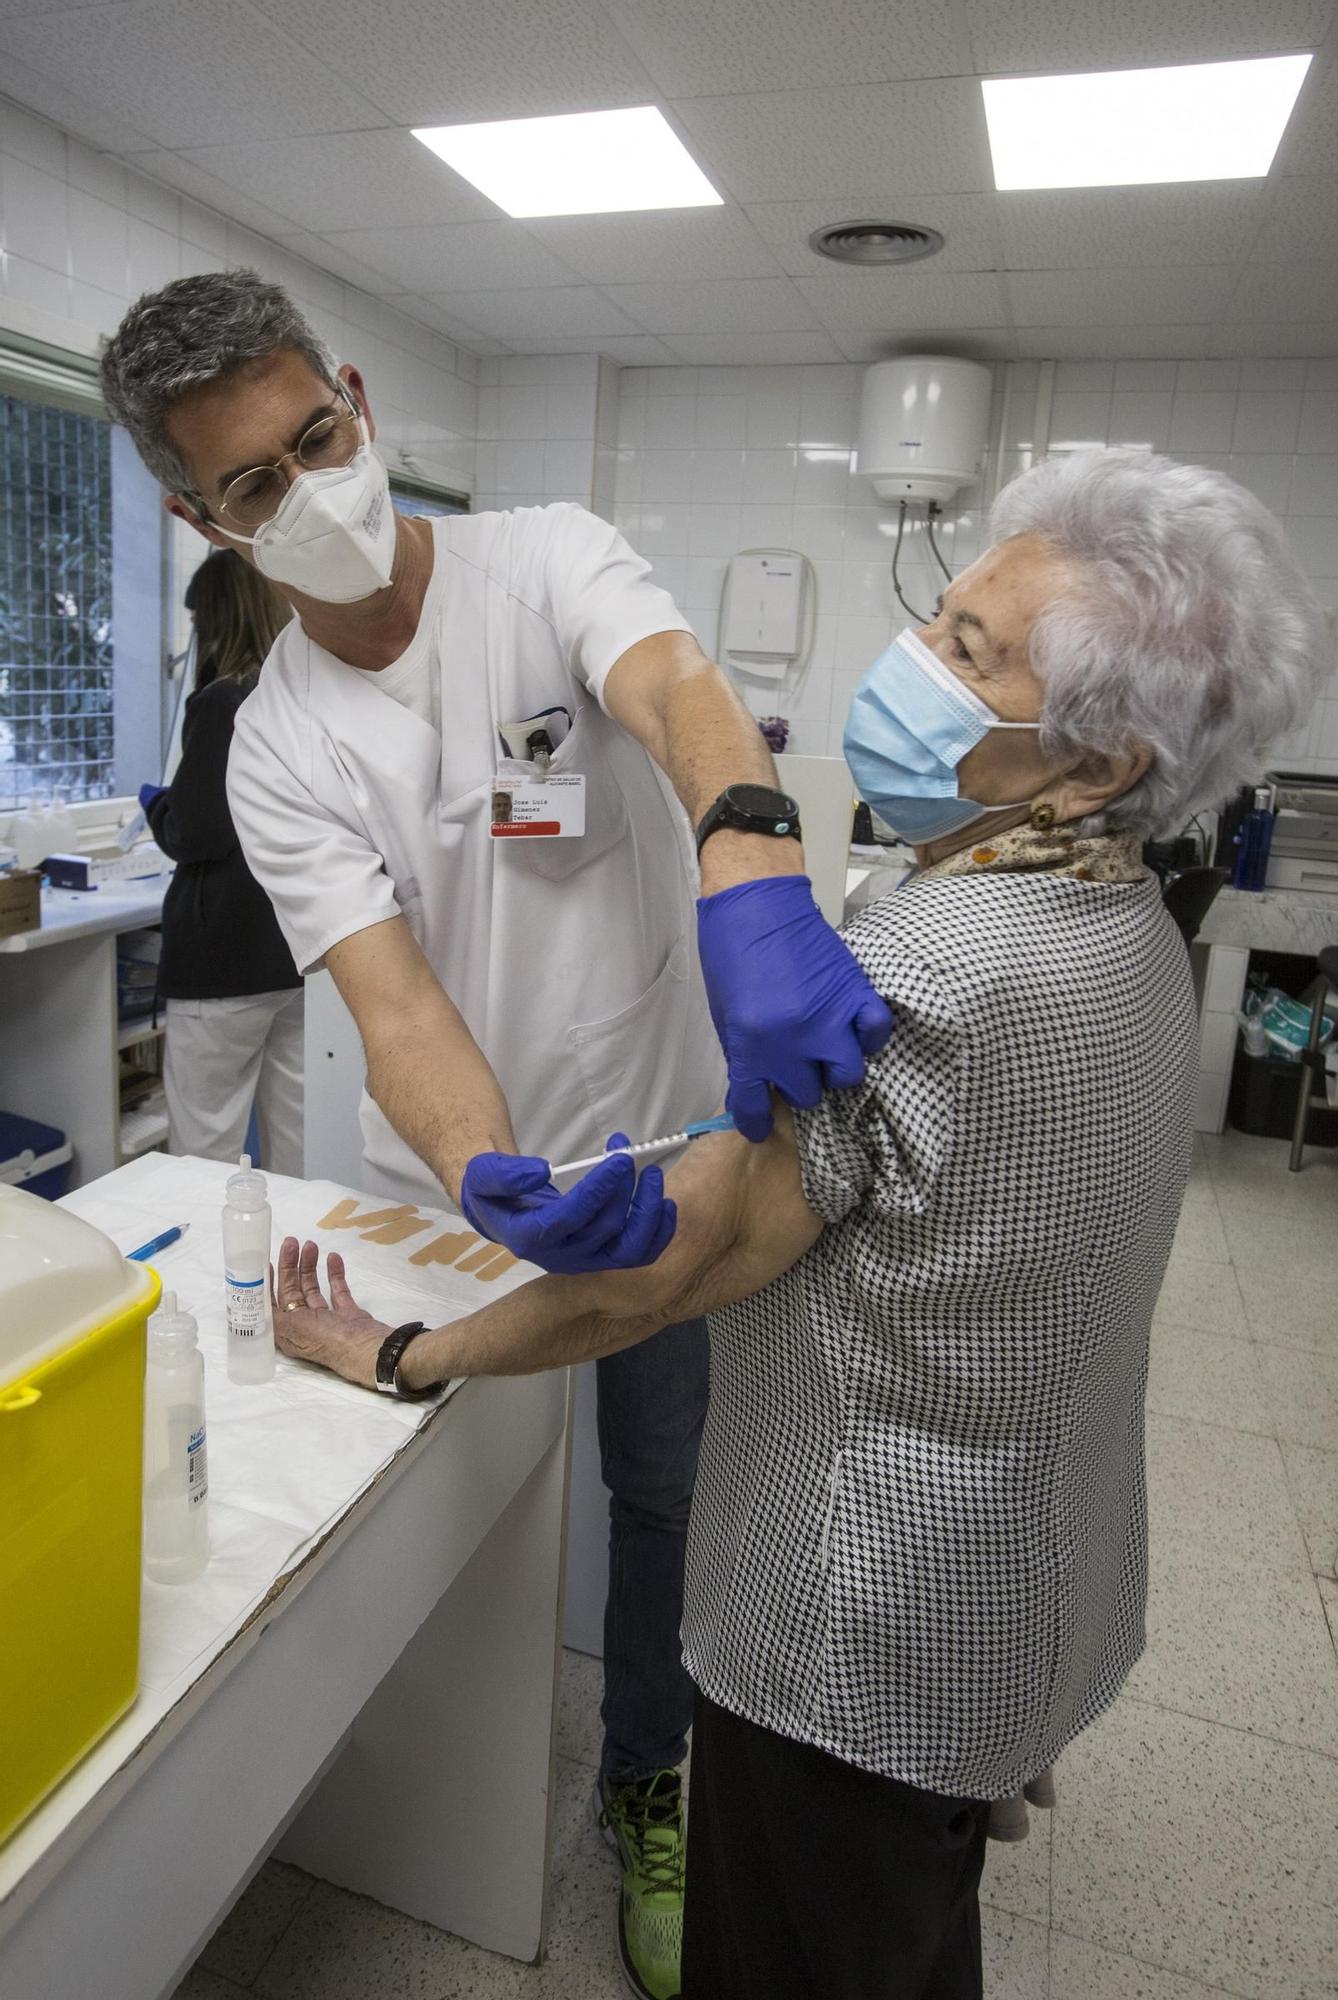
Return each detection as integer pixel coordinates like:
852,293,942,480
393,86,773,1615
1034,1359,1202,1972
227,503,725,1202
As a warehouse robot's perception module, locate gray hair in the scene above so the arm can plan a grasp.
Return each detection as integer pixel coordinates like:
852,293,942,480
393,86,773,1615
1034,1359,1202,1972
99,269,336,493
990,447,1328,836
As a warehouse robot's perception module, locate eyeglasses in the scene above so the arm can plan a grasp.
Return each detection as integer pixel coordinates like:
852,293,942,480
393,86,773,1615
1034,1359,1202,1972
209,394,364,529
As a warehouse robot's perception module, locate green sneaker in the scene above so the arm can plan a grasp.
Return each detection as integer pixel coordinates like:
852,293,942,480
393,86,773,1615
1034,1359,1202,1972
595,1768,686,2000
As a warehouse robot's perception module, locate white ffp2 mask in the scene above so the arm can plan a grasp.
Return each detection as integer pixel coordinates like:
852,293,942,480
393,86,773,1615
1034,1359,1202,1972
215,423,397,604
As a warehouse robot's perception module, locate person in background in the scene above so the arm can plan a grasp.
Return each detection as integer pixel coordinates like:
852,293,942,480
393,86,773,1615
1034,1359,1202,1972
141,549,304,1175
267,448,1326,1999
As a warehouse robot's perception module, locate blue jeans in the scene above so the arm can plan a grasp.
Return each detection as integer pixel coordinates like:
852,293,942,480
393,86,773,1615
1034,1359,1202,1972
597,1316,710,1784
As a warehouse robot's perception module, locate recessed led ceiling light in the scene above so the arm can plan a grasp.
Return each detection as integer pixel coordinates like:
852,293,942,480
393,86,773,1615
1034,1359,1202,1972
982,53,1312,191
412,106,723,218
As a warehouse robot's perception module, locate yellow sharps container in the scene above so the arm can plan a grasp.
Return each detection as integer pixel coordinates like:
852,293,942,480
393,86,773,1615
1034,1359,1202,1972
0,1183,160,1846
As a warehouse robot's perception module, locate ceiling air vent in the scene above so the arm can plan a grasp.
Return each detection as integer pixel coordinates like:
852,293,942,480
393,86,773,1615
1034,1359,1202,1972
808,220,944,266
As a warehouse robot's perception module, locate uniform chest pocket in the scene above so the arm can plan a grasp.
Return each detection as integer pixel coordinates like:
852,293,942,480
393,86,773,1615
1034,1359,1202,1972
499,704,629,884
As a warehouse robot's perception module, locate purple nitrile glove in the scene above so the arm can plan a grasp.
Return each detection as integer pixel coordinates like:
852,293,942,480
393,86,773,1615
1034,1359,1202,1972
696,874,893,1142
138,782,167,813
460,1138,676,1275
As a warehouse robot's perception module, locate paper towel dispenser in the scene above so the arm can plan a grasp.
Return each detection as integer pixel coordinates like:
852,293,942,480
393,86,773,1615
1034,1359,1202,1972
719,549,813,680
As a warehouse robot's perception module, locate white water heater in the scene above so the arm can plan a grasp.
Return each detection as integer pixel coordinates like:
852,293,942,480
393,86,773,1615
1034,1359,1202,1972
856,357,992,505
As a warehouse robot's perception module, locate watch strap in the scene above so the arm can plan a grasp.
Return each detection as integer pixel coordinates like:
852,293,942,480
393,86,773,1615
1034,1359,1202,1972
374,1321,443,1400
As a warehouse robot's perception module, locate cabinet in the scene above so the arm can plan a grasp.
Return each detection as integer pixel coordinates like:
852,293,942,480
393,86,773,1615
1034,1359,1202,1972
0,882,168,1189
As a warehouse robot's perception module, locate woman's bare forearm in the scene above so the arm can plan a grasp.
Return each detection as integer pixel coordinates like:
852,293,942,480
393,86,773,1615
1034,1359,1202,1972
398,1275,661,1386
398,1111,823,1388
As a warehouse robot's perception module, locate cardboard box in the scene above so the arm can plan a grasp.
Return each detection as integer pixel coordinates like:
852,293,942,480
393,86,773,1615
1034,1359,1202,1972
43,845,166,891
0,870,41,939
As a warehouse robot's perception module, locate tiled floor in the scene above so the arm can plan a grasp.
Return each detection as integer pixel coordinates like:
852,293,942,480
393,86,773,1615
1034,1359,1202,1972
175,1131,1338,2000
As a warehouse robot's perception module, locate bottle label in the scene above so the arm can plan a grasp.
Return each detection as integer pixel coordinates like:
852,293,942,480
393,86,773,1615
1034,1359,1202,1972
187,1425,208,1507
226,1273,266,1339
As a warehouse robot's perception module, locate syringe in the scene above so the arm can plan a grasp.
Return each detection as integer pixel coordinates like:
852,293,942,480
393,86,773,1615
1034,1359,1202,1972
549,1112,735,1181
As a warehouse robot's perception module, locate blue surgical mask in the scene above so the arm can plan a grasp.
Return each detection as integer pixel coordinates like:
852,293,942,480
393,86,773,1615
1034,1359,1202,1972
843,626,1042,845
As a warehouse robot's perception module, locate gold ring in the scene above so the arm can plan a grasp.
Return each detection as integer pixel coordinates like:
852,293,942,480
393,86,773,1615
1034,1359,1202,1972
283,1300,303,1312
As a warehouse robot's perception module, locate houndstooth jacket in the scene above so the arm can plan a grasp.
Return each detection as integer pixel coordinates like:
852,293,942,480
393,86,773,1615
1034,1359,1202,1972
682,866,1197,1801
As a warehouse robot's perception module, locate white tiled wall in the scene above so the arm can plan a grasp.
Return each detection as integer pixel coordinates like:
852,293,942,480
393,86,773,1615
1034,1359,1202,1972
473,352,601,516
612,356,1338,775
612,362,998,758
0,94,477,498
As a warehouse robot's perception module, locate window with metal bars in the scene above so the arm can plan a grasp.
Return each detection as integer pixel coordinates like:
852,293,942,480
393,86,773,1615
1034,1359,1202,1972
0,391,115,811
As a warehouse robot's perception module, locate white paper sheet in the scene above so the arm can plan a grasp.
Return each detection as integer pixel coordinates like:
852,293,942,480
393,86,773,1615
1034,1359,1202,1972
60,1153,540,1706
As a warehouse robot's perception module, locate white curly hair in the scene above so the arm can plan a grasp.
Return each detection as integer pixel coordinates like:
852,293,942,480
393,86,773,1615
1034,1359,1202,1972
989,447,1329,836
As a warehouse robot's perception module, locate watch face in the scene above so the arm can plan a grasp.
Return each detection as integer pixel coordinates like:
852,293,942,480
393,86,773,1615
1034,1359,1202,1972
728,783,800,821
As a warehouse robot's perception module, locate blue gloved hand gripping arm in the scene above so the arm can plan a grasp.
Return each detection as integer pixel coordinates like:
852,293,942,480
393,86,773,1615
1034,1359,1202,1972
696,874,892,1142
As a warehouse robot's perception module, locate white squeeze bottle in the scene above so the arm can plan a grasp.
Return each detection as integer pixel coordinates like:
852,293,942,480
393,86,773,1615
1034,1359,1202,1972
46,789,78,855
223,1154,275,1384
143,1290,209,1584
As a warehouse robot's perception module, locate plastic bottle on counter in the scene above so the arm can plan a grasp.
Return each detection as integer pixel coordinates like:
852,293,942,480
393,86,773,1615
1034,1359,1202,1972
1231,786,1275,892
143,1289,209,1584
45,790,78,857
223,1154,275,1385
8,802,45,871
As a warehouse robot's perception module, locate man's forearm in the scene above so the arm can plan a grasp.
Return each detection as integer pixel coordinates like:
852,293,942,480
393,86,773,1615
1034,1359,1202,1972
658,664,806,893
603,633,806,894
327,917,518,1204
365,1007,518,1205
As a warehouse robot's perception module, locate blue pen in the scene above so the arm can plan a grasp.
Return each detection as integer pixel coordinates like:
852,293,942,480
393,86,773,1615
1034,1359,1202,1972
128,1222,190,1262
550,1113,736,1180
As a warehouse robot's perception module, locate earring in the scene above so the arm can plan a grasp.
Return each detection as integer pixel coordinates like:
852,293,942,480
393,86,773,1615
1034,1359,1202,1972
1029,801,1057,832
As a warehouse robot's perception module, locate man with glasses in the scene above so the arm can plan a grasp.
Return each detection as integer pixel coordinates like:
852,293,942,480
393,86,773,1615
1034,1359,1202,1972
101,269,890,2000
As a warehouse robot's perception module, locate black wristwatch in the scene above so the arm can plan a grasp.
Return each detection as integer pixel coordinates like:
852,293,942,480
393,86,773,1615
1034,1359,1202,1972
374,1321,444,1401
696,783,802,856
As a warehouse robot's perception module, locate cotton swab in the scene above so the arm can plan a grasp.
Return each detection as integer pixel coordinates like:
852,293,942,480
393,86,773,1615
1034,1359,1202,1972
549,1113,735,1181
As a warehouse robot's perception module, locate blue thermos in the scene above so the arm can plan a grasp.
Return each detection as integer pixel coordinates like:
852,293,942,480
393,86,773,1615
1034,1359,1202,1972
1231,787,1275,892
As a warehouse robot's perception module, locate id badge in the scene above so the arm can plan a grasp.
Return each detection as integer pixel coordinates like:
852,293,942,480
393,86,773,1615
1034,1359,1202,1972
490,774,586,838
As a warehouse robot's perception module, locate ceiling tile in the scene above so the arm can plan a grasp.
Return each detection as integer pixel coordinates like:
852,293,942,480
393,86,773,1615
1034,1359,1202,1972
670,80,992,205
383,294,513,350
600,0,971,97
0,47,154,151
795,268,1009,330
744,193,1001,276
603,278,820,333
1006,267,1233,326
171,131,496,235
503,334,681,362
127,149,305,239
249,0,654,124
522,208,782,285
1014,325,1210,360
1273,51,1338,174
664,331,845,365
276,231,407,297
964,0,1330,75
1227,261,1338,321
998,185,1267,270
1256,175,1338,262
1205,320,1338,357
322,219,583,293
423,288,639,339
0,0,388,150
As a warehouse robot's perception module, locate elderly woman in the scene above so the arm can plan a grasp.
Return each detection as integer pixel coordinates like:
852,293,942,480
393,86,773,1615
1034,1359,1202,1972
273,449,1324,2000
